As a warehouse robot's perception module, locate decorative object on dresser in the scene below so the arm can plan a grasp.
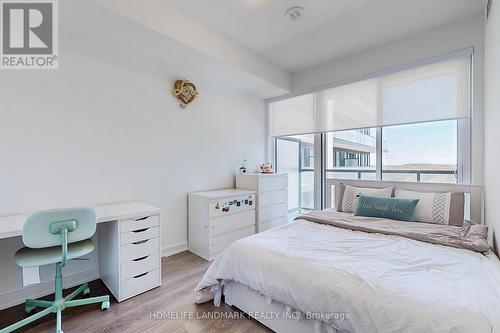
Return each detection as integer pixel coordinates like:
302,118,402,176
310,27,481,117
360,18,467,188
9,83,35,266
236,173,288,233
188,189,256,261
238,157,248,175
260,163,274,174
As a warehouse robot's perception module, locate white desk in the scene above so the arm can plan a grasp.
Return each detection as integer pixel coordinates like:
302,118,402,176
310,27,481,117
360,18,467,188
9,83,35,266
0,202,163,306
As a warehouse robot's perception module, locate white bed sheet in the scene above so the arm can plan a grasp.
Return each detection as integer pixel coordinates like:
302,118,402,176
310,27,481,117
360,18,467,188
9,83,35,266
196,219,500,333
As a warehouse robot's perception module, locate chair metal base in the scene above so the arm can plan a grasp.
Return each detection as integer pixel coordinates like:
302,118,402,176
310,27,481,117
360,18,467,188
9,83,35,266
0,263,110,333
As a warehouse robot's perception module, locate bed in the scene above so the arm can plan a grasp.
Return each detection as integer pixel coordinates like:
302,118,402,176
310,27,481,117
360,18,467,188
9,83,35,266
196,184,500,333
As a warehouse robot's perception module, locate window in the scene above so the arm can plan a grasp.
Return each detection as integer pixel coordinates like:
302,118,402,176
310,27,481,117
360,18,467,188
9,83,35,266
382,120,458,183
270,52,472,212
326,129,377,181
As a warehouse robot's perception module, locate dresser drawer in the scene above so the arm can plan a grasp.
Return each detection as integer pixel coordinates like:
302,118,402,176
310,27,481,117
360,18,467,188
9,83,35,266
121,226,159,245
208,194,255,218
121,215,159,233
258,202,288,222
121,269,160,301
257,216,288,233
258,176,287,192
257,190,287,208
210,210,255,237
121,253,160,280
209,226,255,255
120,237,159,262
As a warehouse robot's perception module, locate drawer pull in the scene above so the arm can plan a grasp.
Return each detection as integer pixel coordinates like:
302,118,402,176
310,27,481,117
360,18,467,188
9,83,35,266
132,239,149,245
132,228,149,233
133,256,149,262
133,272,149,279
135,216,149,221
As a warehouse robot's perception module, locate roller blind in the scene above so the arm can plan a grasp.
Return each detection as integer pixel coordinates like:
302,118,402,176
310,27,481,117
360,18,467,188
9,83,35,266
270,93,315,137
271,56,470,136
315,79,380,132
381,57,470,126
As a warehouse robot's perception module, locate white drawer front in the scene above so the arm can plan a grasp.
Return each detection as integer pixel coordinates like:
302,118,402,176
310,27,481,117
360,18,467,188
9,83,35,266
121,215,159,233
257,216,288,233
121,237,159,262
121,253,160,280
258,203,288,222
121,269,160,301
121,226,159,245
210,210,255,237
209,226,254,255
258,176,287,192
257,190,288,208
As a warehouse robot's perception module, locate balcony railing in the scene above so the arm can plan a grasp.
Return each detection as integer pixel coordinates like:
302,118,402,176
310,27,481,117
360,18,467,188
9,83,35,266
301,168,456,182
326,168,456,182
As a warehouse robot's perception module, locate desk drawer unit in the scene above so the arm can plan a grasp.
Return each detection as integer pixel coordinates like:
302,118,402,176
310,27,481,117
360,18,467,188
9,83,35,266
100,213,162,302
236,173,289,233
120,226,159,245
121,215,159,233
121,269,160,301
121,237,159,262
121,253,160,280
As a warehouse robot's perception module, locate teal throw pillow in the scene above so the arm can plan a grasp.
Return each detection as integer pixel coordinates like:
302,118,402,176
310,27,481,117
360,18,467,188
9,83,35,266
354,195,419,222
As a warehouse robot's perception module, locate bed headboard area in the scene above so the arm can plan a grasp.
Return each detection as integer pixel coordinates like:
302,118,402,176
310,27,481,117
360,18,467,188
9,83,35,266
327,179,484,224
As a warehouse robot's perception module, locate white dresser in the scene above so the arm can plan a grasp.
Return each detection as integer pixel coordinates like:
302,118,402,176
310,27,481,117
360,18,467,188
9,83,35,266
188,189,256,261
99,208,162,302
236,173,288,233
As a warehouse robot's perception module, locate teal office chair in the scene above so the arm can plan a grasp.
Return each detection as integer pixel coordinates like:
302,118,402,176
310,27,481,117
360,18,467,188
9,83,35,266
0,207,110,333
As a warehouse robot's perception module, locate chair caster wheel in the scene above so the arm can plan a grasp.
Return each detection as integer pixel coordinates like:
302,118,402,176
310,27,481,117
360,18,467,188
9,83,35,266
25,305,35,314
83,287,91,297
101,301,110,311
57,330,63,333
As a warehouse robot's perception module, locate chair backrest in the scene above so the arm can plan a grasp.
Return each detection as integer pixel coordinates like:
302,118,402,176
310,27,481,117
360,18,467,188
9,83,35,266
22,207,96,248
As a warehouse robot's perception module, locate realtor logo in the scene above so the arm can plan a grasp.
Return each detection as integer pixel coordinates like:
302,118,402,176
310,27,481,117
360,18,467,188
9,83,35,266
1,0,58,69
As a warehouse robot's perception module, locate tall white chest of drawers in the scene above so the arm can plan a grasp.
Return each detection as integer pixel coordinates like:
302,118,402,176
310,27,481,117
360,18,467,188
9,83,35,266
236,173,289,233
188,189,256,261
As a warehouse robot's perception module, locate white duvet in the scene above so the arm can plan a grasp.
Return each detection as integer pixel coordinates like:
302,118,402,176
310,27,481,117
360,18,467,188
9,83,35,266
196,219,500,333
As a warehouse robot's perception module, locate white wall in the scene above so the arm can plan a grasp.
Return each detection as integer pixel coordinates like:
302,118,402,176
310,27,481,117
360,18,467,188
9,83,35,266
291,15,485,186
484,0,500,254
0,1,266,305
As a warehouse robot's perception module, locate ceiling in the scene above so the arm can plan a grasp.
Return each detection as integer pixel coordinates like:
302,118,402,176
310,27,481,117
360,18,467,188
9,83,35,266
165,0,486,73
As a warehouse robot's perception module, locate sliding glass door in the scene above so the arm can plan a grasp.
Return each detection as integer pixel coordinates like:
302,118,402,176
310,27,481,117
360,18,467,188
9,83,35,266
276,134,319,215
276,137,300,214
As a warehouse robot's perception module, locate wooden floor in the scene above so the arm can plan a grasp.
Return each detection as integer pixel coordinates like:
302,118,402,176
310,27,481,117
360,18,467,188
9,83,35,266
0,252,271,333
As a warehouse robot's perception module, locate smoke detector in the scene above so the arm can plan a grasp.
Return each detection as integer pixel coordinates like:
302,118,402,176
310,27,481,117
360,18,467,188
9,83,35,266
285,6,305,21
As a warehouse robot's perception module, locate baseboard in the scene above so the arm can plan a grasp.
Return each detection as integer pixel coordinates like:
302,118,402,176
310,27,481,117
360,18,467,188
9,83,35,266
0,268,100,310
161,241,188,257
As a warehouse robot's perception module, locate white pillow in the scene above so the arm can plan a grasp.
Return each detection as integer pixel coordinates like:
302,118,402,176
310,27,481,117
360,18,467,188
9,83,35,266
341,185,393,213
394,189,451,224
